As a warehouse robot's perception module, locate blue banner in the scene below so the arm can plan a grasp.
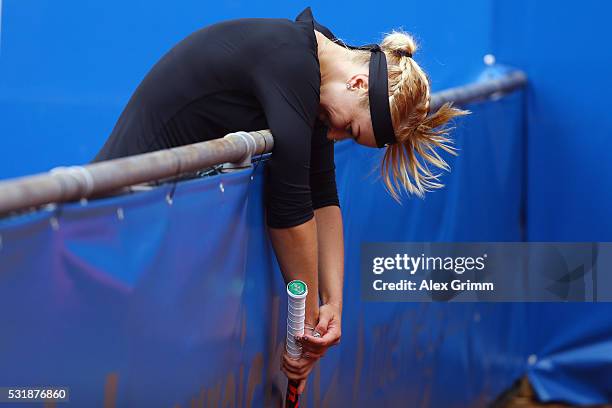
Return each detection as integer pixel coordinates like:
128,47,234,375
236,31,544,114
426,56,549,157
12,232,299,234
1,88,611,406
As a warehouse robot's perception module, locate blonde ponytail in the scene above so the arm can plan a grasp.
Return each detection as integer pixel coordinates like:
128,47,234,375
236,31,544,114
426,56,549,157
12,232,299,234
380,31,417,59
348,30,470,200
379,31,470,200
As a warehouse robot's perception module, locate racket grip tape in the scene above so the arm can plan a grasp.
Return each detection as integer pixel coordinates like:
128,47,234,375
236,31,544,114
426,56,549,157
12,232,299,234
285,280,307,408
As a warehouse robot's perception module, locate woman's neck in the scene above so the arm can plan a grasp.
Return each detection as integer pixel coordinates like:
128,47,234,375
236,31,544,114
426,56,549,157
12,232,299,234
315,31,361,85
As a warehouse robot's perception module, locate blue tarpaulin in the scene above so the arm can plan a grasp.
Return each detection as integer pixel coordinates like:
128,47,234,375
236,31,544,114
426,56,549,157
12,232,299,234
2,84,611,406
2,0,612,405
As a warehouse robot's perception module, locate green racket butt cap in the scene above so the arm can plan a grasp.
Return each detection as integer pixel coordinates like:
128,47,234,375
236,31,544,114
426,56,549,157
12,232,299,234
287,280,308,299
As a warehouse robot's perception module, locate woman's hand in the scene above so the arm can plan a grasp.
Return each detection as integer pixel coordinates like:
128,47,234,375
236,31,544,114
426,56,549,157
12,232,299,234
281,303,342,394
298,303,342,356
281,349,318,394
295,303,342,346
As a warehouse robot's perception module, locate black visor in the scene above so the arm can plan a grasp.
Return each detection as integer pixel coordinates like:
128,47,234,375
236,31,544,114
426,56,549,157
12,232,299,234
365,45,397,148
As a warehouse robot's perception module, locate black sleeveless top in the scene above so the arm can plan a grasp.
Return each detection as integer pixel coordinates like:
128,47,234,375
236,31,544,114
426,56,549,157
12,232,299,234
93,7,339,228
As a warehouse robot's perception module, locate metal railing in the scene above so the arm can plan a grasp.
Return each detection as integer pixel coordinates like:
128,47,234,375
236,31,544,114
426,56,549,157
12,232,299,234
0,70,527,216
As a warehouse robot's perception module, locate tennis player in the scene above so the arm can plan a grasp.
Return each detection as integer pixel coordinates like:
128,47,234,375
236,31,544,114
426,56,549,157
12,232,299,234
93,7,468,395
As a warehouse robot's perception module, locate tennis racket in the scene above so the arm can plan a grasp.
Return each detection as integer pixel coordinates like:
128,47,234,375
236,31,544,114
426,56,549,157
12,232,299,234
285,280,308,408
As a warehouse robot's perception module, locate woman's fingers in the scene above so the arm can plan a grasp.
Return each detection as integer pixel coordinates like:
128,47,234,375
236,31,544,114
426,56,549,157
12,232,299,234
313,312,330,337
296,327,341,353
282,365,305,381
282,364,301,377
281,353,318,378
303,350,326,359
282,364,312,378
281,358,306,378
282,361,315,379
283,353,318,371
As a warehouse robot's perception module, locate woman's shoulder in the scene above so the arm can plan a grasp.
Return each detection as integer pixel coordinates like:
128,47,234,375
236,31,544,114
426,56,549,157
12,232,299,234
206,16,316,53
241,19,319,82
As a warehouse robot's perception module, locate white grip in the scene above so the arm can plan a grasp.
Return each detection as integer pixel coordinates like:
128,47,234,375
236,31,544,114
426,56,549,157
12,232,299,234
286,281,308,359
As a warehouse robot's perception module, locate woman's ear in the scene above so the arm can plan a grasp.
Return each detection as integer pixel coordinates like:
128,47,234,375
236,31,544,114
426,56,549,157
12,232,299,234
348,74,369,92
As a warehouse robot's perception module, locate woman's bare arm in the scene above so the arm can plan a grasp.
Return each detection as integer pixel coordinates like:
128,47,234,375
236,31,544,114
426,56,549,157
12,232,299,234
291,205,343,388
268,218,320,327
314,205,344,310
273,208,343,395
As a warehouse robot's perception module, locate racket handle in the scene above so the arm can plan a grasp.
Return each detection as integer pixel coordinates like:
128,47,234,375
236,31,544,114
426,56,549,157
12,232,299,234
285,379,300,408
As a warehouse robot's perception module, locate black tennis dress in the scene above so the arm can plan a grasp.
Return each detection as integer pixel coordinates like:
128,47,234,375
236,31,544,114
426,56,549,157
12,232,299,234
93,8,340,228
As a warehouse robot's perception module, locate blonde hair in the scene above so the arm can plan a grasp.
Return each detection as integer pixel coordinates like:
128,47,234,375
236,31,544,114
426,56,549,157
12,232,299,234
352,31,470,201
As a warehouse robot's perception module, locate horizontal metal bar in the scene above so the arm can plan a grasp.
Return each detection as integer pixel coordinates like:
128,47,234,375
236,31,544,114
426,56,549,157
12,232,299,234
0,130,273,215
430,70,527,111
0,70,527,216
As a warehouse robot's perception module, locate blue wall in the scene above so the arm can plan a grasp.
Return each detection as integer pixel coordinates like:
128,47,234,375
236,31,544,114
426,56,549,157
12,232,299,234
1,1,610,239
491,1,612,240
0,0,493,180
